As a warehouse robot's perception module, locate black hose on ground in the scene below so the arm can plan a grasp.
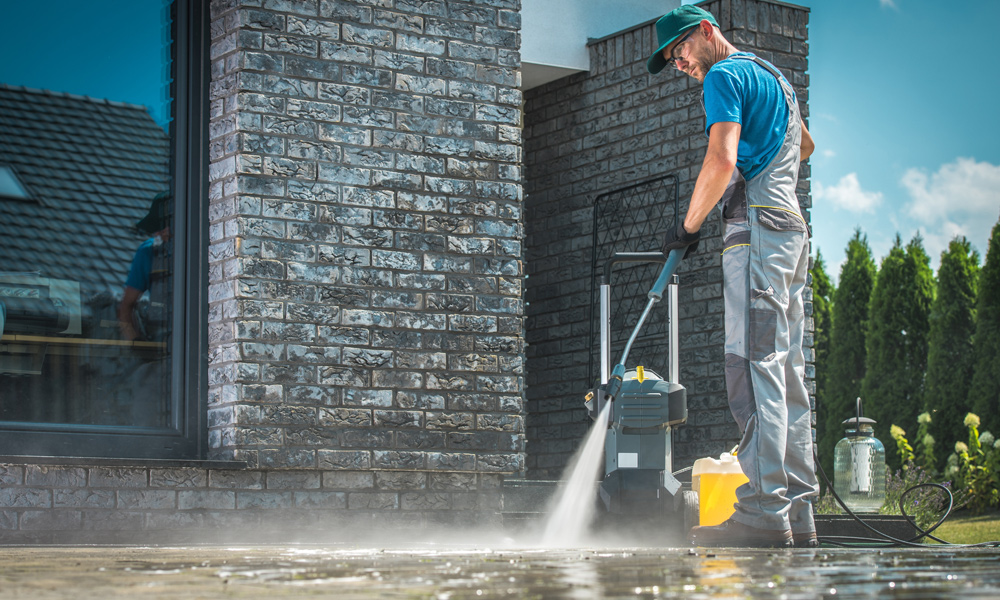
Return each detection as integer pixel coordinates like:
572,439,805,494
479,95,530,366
814,451,1000,548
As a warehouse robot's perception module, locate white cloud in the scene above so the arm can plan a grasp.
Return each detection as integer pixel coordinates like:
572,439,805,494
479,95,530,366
901,157,1000,260
880,0,898,10
813,172,883,214
901,157,1000,224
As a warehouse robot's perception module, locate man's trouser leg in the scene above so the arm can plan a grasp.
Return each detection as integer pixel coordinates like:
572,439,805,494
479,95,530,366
782,239,817,536
722,209,814,532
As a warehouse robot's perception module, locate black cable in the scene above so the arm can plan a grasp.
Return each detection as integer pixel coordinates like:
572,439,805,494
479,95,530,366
814,451,1000,548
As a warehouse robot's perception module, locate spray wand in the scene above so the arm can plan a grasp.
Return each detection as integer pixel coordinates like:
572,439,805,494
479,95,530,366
585,248,684,420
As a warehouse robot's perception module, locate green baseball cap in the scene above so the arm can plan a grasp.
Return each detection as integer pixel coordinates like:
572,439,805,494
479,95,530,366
136,190,171,234
646,5,719,74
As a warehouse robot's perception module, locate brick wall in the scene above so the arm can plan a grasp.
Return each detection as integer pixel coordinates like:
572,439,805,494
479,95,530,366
206,0,525,481
0,461,502,543
522,0,812,478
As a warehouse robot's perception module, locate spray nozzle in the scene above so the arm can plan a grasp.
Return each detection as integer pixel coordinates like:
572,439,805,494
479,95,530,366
604,363,626,402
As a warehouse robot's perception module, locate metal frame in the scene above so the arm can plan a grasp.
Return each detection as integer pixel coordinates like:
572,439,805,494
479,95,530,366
589,174,680,386
0,0,210,459
598,252,680,384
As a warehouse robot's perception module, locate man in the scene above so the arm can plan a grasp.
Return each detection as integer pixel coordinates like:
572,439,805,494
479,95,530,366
648,5,817,548
118,191,171,343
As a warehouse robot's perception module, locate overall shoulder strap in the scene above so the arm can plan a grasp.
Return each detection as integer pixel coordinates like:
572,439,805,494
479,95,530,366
730,55,789,89
729,54,798,117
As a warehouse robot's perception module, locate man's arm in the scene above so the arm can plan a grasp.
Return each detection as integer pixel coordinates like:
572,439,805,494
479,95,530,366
118,286,143,342
683,121,741,233
800,121,814,161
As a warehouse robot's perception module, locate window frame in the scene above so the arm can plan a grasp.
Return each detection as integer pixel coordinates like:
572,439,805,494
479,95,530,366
0,0,209,460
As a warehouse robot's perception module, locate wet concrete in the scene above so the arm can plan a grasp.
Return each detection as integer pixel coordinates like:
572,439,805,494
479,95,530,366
2,543,1000,599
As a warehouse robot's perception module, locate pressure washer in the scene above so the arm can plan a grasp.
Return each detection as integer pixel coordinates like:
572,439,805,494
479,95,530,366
583,248,697,532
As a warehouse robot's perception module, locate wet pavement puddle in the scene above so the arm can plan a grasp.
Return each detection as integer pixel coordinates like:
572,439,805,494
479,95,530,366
2,544,1000,599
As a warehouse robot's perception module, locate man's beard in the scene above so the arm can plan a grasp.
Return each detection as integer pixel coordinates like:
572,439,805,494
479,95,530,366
687,49,719,82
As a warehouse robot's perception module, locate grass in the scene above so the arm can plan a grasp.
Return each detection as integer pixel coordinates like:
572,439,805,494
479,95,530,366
929,509,1000,545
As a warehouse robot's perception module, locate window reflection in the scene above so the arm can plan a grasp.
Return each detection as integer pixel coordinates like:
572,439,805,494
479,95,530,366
0,2,173,429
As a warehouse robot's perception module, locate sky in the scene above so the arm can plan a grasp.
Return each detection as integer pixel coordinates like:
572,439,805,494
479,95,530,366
683,0,1000,280
2,1,998,283
0,1,171,127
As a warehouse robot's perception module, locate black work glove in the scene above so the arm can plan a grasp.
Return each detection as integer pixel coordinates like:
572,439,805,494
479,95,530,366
662,222,701,259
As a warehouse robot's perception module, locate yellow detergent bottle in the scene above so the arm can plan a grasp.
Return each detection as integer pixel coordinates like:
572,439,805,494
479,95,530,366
692,452,749,526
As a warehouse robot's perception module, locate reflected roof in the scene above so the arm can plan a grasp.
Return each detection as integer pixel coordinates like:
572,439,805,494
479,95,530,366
0,84,169,292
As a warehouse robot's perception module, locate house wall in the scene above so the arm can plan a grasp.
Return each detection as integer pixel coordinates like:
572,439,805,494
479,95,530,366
205,0,525,475
522,0,812,478
0,0,524,543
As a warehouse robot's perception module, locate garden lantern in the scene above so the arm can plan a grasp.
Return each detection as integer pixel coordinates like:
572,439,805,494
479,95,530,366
833,399,886,513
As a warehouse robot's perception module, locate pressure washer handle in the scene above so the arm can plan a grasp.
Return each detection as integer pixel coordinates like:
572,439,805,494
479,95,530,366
648,249,684,301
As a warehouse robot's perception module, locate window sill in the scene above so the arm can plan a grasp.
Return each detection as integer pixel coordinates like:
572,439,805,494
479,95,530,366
0,455,247,469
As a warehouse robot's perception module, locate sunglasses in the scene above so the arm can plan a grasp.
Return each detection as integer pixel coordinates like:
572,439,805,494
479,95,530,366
666,28,697,69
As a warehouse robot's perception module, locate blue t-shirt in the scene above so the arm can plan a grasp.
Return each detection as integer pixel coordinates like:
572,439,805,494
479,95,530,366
702,52,791,181
125,238,155,292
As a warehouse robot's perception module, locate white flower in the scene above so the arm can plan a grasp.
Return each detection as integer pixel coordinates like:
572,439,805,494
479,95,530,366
955,442,969,454
947,453,959,466
918,412,932,425
980,431,995,447
890,425,906,440
994,439,1000,451
945,465,959,478
965,413,981,429
922,434,935,447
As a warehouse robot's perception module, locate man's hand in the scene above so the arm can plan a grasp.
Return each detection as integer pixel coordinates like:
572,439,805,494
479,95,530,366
662,222,701,259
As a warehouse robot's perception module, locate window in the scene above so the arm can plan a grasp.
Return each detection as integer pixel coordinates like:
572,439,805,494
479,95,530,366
0,165,31,200
0,0,208,459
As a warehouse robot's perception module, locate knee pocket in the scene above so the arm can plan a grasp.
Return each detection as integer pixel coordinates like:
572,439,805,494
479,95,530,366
725,354,757,431
749,307,777,362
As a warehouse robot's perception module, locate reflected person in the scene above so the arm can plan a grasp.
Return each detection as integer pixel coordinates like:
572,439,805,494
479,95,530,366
118,191,171,343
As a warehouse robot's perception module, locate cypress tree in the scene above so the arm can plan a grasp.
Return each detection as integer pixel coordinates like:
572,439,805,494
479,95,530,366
811,250,834,413
970,216,1000,434
818,230,875,479
924,237,979,451
903,234,936,410
861,234,934,468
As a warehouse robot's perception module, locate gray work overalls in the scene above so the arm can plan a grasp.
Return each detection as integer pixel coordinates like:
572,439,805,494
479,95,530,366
717,55,817,535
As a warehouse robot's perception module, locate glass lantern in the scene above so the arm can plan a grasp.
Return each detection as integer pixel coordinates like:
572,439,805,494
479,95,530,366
833,411,886,513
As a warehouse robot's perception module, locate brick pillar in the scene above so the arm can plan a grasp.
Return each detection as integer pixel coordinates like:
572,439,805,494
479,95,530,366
207,0,525,482
523,0,811,478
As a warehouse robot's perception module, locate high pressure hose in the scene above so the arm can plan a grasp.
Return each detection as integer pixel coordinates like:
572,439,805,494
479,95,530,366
813,451,1000,548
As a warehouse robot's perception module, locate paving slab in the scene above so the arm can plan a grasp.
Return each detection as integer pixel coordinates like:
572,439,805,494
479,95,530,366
1,543,999,599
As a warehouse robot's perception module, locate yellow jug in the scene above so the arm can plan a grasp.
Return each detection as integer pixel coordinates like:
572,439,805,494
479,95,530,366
691,452,748,526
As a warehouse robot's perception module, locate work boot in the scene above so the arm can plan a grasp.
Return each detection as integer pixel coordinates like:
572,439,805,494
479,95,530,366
688,519,793,548
792,531,818,548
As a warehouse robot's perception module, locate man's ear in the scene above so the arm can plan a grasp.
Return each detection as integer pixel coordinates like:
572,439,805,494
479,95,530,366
698,19,714,39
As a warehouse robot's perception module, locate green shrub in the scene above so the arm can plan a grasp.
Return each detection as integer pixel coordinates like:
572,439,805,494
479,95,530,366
880,464,951,530
914,412,937,476
945,413,1000,514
